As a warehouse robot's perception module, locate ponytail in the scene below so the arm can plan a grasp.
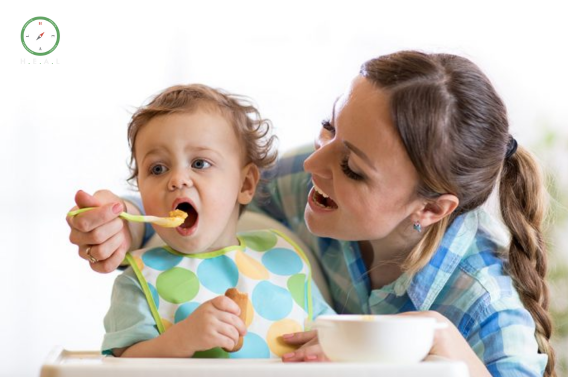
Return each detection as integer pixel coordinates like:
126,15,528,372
499,146,556,376
361,51,556,373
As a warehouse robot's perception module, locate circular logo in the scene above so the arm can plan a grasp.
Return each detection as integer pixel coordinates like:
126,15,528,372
21,17,60,56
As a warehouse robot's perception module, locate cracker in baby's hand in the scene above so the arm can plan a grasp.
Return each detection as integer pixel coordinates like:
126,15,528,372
223,288,248,352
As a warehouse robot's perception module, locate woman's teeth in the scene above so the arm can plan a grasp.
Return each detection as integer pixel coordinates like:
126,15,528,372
314,185,329,198
313,184,338,209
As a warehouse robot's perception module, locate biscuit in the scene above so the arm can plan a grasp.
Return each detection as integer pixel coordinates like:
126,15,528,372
223,288,248,352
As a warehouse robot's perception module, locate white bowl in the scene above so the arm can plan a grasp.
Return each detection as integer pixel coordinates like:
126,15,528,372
315,315,446,363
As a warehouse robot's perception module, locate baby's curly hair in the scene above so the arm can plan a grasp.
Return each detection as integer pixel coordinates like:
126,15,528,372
127,84,277,185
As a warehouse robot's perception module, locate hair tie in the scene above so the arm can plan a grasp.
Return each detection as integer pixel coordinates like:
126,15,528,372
505,137,518,159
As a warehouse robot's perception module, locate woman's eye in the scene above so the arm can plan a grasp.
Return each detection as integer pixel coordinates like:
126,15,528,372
192,159,212,170
150,164,168,175
340,157,364,181
322,119,335,134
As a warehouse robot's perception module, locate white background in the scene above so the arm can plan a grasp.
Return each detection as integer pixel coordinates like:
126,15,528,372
1,1,567,376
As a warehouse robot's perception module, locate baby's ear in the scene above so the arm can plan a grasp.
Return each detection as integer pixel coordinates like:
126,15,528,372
238,163,260,205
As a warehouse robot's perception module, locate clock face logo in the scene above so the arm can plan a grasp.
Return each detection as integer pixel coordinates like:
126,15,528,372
21,17,60,56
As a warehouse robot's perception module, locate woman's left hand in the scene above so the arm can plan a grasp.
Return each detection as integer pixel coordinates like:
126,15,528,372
399,311,491,377
280,330,329,362
281,312,491,376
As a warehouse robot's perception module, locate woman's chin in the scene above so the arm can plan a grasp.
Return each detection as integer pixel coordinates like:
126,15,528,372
305,210,333,238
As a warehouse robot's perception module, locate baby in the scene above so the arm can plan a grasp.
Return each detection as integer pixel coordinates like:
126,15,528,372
101,84,334,358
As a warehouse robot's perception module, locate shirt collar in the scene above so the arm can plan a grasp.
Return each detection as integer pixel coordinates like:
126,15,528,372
392,210,480,311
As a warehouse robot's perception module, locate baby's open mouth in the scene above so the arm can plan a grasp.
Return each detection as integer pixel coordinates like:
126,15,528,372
175,201,198,228
312,184,338,209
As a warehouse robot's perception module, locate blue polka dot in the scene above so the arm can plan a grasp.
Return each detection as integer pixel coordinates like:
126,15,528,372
229,332,270,358
142,247,183,270
252,281,293,321
262,248,302,275
197,256,239,294
148,283,159,310
174,302,200,323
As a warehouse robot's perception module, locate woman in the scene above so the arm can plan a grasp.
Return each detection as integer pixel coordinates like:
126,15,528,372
67,51,555,376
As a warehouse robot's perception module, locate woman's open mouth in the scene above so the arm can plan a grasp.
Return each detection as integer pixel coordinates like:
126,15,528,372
172,199,199,235
311,184,338,209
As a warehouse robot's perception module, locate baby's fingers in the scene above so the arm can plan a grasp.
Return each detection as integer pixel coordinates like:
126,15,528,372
211,296,241,316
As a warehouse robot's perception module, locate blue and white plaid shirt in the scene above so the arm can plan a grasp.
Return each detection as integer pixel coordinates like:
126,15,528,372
138,144,547,376
248,145,547,377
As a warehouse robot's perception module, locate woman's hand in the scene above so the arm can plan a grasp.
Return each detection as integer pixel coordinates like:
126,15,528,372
281,312,491,376
281,330,329,362
399,311,491,377
67,190,139,273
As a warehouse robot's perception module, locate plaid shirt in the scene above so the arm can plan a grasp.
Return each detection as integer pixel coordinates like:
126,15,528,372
247,145,547,377
137,144,547,376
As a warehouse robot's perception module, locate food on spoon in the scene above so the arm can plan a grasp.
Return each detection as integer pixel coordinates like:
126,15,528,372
156,209,188,227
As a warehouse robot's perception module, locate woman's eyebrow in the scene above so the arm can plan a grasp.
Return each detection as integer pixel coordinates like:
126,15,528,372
331,97,339,122
343,141,376,171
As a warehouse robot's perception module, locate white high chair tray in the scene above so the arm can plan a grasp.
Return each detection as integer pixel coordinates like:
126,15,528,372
41,346,469,377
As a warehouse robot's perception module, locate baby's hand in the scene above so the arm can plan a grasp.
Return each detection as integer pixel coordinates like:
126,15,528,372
175,296,247,355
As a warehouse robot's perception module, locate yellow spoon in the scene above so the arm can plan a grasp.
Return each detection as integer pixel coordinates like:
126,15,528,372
67,207,188,228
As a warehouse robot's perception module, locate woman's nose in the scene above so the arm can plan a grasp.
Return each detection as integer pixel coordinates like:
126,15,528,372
168,169,193,191
304,141,333,180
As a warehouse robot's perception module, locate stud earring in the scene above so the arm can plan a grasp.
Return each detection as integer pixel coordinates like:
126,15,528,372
413,221,422,233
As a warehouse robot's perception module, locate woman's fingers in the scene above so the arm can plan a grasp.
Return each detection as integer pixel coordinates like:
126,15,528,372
70,216,124,248
83,228,126,261
74,189,101,208
68,201,123,235
90,240,129,273
67,190,132,272
281,330,318,345
282,338,328,362
281,331,329,362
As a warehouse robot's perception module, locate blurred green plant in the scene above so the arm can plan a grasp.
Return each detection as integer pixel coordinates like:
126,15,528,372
532,125,568,375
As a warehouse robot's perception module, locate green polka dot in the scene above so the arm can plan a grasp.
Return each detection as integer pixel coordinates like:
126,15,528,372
156,267,199,304
239,230,278,251
287,273,306,310
193,348,229,358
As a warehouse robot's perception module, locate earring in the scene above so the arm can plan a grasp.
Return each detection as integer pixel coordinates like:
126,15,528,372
413,221,422,233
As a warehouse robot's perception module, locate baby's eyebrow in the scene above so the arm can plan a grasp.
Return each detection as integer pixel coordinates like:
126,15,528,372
186,145,220,154
139,147,167,164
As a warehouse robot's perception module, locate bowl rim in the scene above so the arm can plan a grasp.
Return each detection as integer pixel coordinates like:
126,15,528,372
315,314,437,324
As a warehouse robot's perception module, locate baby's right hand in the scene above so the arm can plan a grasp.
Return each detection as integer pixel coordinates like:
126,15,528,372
175,296,247,355
67,190,132,273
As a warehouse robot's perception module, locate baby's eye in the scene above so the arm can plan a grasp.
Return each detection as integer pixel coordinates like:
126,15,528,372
191,159,212,170
150,164,168,175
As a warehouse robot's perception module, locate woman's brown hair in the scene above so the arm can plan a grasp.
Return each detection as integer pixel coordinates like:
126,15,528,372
361,51,555,376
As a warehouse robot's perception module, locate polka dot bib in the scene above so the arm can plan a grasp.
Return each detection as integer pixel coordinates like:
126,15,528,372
125,229,314,358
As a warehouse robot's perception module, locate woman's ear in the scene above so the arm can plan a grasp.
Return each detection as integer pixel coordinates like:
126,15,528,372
416,194,459,228
238,163,260,205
